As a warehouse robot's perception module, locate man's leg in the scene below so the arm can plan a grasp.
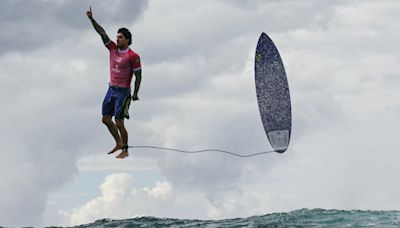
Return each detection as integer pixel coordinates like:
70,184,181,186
102,115,123,154
115,118,129,158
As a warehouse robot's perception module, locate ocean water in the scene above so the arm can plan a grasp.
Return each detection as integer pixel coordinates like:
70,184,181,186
48,208,400,228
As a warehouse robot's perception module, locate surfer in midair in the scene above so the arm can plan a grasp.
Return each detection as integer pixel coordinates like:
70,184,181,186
86,6,142,159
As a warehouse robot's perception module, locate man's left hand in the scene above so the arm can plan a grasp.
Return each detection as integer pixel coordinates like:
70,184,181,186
132,94,139,101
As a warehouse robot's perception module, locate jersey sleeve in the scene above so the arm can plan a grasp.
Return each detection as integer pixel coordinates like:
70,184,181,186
131,54,142,72
104,40,117,51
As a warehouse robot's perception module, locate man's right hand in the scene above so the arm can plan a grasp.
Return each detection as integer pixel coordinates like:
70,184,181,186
86,6,93,19
131,94,139,101
86,6,109,44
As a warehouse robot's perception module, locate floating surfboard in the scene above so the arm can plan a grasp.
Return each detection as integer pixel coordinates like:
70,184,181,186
255,32,291,153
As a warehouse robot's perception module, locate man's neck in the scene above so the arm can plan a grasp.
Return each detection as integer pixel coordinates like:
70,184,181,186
118,46,129,51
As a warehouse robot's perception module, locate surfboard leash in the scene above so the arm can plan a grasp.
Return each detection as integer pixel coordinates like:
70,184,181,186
127,145,276,157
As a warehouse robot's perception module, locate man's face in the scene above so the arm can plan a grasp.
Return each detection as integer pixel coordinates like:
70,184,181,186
116,32,129,48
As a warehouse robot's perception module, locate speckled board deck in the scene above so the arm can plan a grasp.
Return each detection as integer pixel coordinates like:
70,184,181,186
255,32,291,153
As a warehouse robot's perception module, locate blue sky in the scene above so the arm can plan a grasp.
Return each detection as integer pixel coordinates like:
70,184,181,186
1,0,400,227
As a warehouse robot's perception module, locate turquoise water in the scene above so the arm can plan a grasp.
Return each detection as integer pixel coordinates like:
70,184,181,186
52,208,400,227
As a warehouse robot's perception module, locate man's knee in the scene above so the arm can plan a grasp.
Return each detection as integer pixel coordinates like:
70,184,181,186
102,116,113,125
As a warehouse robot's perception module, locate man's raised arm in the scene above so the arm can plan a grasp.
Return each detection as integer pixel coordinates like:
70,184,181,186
86,6,110,44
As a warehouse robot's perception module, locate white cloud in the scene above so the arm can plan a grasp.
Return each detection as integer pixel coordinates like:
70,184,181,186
144,181,173,200
59,173,174,226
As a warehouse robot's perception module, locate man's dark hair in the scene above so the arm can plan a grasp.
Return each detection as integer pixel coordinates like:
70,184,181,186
118,27,132,45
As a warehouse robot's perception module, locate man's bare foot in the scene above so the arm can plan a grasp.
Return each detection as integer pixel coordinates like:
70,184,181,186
107,144,123,154
116,150,129,159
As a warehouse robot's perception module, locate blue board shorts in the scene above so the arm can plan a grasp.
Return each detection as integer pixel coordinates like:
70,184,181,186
102,86,131,119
